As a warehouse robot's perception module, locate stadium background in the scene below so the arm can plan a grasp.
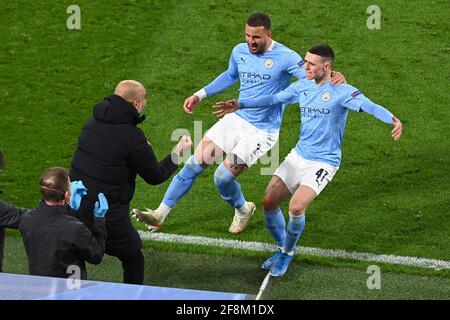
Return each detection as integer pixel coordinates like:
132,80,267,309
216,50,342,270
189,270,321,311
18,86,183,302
0,0,448,299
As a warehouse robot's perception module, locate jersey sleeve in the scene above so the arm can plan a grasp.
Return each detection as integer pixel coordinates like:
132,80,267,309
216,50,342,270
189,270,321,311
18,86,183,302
285,51,306,80
341,85,394,125
340,85,368,111
204,46,240,96
276,80,304,105
239,80,303,108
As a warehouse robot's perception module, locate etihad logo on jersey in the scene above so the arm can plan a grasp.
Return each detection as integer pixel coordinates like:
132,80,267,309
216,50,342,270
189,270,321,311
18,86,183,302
239,71,271,80
298,60,305,68
301,107,330,114
301,106,331,118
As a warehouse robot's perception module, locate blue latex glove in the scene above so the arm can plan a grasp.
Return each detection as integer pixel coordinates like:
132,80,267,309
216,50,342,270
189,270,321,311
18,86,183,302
94,193,109,218
69,180,87,211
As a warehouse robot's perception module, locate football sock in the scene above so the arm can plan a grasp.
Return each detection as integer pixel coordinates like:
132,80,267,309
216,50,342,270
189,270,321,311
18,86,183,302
284,212,306,253
162,155,204,209
235,202,251,216
264,208,286,248
155,202,171,219
213,163,246,210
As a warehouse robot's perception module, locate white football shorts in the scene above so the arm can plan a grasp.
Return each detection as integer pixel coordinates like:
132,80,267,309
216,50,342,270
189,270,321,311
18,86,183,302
274,149,339,195
205,113,279,167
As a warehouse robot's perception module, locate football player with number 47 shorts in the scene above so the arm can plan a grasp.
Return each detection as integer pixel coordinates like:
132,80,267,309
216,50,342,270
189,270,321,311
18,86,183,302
132,14,345,233
215,44,403,276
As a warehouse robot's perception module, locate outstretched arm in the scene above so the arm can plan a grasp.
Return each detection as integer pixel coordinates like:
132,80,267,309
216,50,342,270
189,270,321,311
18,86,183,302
204,70,239,97
360,101,394,124
184,71,239,115
183,49,239,115
344,93,403,141
212,95,282,117
212,80,303,117
0,200,28,228
360,101,402,140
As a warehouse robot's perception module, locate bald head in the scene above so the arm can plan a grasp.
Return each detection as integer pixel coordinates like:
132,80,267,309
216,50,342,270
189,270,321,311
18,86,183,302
114,80,147,114
115,80,145,101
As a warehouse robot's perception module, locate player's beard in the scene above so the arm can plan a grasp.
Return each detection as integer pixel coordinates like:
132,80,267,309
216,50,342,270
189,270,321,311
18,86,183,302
248,41,266,54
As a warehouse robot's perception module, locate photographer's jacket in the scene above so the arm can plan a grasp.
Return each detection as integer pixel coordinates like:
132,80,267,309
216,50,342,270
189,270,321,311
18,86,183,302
19,201,106,279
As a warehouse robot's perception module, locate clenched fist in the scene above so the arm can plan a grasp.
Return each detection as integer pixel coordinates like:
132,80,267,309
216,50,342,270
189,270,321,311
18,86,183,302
175,135,193,157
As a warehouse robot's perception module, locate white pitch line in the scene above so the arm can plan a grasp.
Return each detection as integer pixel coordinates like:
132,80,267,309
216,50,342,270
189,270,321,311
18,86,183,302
256,272,271,300
138,231,450,270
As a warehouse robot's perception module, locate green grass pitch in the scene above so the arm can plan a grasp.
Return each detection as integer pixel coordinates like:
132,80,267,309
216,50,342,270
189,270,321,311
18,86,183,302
0,0,449,299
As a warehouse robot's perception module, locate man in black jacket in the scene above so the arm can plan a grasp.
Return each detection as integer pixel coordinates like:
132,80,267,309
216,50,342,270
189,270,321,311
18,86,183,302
0,199,27,272
0,202,27,272
70,80,192,284
0,150,29,272
19,167,108,279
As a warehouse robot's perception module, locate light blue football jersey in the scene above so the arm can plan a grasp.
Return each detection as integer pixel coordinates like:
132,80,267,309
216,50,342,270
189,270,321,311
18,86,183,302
277,80,378,167
208,41,305,131
242,79,383,167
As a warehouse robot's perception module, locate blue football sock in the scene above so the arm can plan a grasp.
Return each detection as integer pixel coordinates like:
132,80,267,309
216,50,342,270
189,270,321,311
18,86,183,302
213,163,245,208
284,213,306,253
162,155,204,208
264,208,286,248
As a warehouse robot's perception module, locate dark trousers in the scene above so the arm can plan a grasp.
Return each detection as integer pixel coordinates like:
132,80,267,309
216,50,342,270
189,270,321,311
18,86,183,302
0,228,4,272
105,205,144,284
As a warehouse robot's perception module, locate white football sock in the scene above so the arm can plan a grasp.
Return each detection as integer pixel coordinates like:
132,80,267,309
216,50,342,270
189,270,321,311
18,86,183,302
156,202,172,218
236,202,250,216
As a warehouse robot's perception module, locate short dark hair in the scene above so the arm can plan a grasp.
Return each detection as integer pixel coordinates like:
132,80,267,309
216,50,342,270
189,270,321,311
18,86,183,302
0,149,4,170
39,167,70,202
246,13,271,31
308,44,335,62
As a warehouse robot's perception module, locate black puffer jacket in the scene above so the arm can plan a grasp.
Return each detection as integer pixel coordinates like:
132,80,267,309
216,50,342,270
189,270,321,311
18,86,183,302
70,94,178,220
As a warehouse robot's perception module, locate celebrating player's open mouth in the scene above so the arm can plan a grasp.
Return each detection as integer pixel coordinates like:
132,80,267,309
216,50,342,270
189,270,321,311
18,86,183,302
245,24,272,54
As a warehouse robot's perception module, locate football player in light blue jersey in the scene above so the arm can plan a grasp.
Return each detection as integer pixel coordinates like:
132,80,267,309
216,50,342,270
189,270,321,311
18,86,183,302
132,14,345,234
215,44,403,276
